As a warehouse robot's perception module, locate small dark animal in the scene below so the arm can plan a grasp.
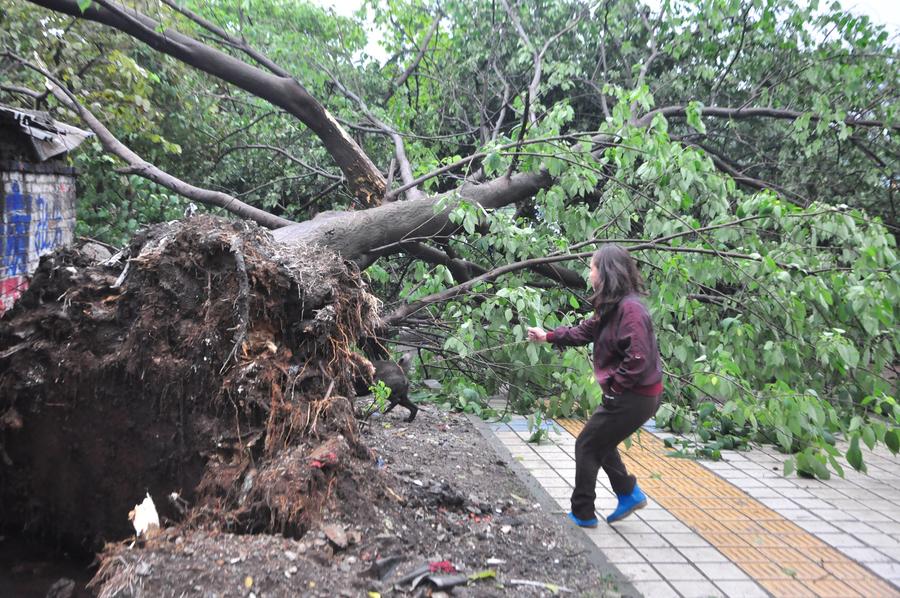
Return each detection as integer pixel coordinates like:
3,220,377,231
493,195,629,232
353,353,418,422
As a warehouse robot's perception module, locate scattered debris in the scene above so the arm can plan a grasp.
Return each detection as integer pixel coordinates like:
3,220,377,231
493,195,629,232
509,578,574,593
322,524,348,550
428,560,456,574
128,494,159,538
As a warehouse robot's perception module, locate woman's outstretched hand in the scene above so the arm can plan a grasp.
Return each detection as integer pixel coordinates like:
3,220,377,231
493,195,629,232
527,327,547,343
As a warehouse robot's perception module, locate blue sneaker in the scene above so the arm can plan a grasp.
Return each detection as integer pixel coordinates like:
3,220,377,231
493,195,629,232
606,484,647,524
567,511,599,528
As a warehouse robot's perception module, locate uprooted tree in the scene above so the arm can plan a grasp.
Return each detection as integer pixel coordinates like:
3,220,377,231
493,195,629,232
1,0,898,487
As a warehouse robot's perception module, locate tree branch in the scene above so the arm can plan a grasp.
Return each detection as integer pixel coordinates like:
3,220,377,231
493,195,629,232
215,144,342,181
158,0,289,77
635,8,660,90
326,68,423,201
385,13,441,102
710,6,751,104
8,52,292,229
634,104,899,130
501,0,579,126
0,83,44,99
27,0,386,203
676,137,811,206
401,242,486,282
384,220,832,325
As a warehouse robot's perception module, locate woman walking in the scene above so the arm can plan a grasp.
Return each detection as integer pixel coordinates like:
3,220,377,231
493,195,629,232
527,244,663,527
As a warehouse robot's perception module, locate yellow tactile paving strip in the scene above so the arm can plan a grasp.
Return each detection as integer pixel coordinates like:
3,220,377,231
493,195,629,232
556,418,900,598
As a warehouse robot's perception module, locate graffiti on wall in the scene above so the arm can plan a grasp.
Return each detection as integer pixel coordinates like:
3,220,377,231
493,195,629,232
33,194,65,254
1,179,73,313
0,275,27,312
3,181,30,278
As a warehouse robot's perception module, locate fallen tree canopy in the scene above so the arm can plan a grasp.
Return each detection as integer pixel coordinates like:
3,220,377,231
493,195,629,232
0,216,384,549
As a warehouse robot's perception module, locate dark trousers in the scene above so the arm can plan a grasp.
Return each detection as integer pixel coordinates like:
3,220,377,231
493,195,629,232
571,391,661,520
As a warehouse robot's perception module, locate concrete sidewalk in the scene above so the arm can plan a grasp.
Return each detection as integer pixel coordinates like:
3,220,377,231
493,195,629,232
484,407,900,598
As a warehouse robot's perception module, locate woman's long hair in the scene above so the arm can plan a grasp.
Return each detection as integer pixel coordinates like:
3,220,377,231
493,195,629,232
589,244,647,314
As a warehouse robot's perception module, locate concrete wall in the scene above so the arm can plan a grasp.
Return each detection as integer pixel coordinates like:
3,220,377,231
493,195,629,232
1,165,77,313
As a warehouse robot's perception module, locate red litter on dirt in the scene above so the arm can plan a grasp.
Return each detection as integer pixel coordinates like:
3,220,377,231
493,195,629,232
428,560,456,574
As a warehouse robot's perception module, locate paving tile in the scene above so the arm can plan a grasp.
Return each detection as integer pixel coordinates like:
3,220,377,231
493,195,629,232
584,529,630,548
776,561,830,581
637,546,688,563
794,519,841,534
744,487,785,499
757,579,817,597
713,580,770,598
793,498,836,511
630,580,680,598
769,508,820,521
867,499,897,512
678,547,732,563
670,579,725,597
599,547,646,563
627,533,672,548
852,532,898,548
694,562,751,581
762,478,797,488
819,533,865,548
662,533,713,548
739,561,800,580
654,562,708,581
801,578,862,597
652,520,694,534
831,519,880,534
830,498,866,511
758,497,799,510
822,560,881,581
872,520,900,534
612,520,657,534
813,507,858,521
637,508,676,521
866,562,900,579
876,546,900,561
614,562,663,581
712,546,769,565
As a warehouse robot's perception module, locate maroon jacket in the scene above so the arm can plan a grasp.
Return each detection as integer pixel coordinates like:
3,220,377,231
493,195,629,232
546,294,663,397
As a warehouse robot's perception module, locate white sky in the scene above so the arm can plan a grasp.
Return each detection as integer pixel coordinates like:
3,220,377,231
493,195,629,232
309,0,900,58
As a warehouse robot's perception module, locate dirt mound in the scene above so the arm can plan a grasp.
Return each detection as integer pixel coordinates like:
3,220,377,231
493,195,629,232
0,215,383,550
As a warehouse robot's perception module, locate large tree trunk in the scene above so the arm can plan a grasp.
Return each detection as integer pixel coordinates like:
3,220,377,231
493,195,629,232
273,170,553,265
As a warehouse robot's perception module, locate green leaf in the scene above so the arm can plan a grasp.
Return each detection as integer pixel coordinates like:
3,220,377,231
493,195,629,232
783,457,795,476
77,0,92,12
846,436,864,472
827,454,845,478
885,429,900,455
685,101,707,134
861,425,876,451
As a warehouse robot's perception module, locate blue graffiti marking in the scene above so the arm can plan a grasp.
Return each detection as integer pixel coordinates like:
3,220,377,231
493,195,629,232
3,181,31,277
52,200,64,247
32,194,65,255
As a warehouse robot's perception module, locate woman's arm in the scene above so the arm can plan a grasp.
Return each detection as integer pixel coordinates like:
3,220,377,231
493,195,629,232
528,315,599,347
